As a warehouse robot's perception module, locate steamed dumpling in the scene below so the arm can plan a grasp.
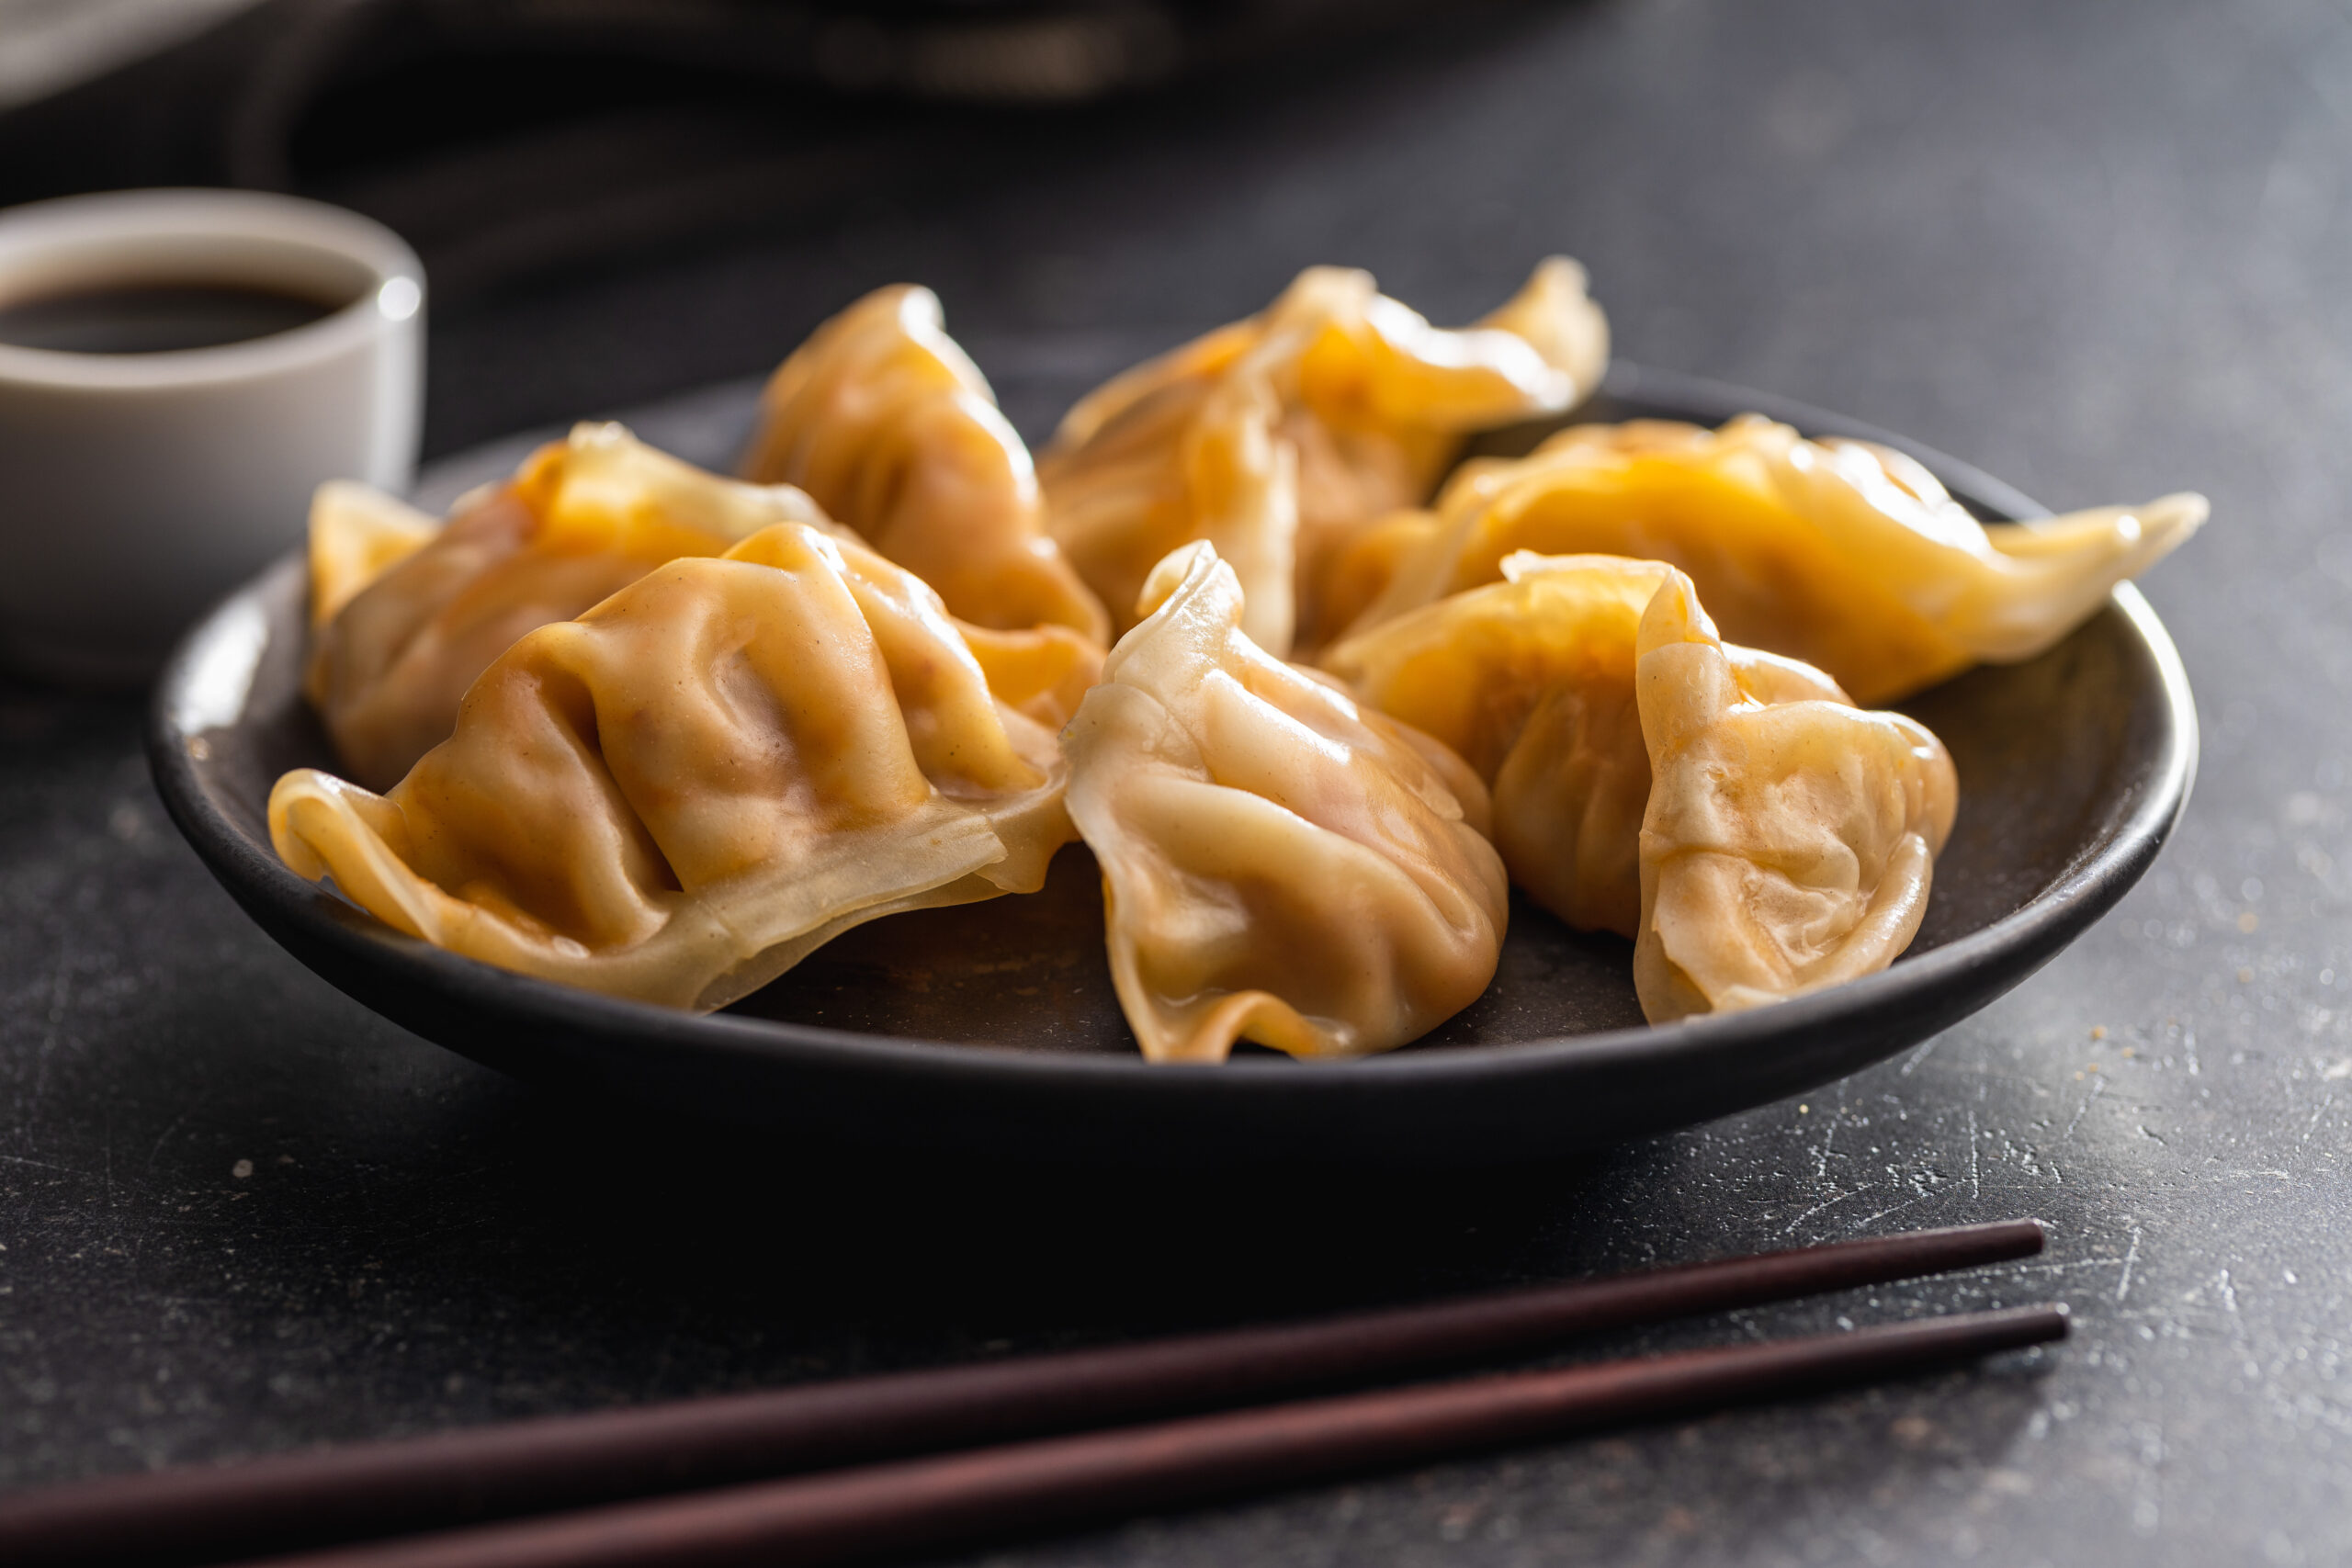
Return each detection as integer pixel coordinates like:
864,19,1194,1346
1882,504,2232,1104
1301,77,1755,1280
1060,541,1508,1062
1347,414,2206,704
1042,259,1609,657
272,523,1090,1011
1634,570,1959,1022
737,285,1109,643
1324,553,1845,938
308,423,830,790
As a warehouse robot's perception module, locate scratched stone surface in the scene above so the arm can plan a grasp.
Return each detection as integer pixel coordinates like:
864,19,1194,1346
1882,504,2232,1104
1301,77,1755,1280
5,0,2351,1563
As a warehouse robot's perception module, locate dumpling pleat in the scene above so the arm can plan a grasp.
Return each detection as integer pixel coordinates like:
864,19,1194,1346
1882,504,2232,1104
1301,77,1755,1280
738,284,1110,645
273,523,1080,1012
307,423,833,790
1062,541,1507,1063
1632,571,1958,1022
1044,259,1610,659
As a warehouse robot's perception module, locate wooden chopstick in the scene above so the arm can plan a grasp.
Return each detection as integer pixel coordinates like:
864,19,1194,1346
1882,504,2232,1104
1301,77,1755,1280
232,1304,2069,1568
0,1219,2044,1568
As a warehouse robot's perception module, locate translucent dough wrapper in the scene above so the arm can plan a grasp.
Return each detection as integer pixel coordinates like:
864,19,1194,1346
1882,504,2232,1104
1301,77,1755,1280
308,423,831,790
307,482,437,628
738,285,1109,644
1325,553,1844,939
1634,570,1959,1022
1042,259,1609,658
272,523,1090,1012
1060,540,1509,1063
1348,414,2206,704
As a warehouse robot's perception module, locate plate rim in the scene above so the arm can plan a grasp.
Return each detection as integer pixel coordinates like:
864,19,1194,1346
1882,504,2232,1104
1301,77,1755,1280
147,362,2199,1109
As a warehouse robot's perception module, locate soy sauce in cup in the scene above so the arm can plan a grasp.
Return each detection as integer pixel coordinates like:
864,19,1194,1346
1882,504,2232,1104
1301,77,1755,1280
0,281,343,355
0,188,424,686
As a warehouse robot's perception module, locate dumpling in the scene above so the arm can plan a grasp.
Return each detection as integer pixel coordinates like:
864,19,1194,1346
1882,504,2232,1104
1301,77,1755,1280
1313,507,1442,651
737,285,1110,644
1041,349,1300,656
307,481,437,628
1060,540,1509,1062
271,522,1088,1012
1041,259,1609,657
1278,256,1609,569
1634,570,1958,1023
1049,259,1608,530
1345,413,2205,704
308,423,830,790
1330,553,1950,1019
1323,553,1843,938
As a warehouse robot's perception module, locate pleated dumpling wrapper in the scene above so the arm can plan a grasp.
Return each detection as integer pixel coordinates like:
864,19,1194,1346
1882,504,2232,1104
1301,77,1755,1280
1040,258,1609,658
1346,413,2206,705
737,284,1110,644
1634,569,1959,1024
1323,552,1846,939
270,522,1091,1011
1060,540,1510,1063
309,423,828,791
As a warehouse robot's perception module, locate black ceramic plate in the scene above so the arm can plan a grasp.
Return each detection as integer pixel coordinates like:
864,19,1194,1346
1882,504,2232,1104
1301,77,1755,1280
149,366,2197,1166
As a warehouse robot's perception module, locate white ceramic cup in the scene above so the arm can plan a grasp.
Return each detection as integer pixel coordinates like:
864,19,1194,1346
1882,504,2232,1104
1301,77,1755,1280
0,188,423,684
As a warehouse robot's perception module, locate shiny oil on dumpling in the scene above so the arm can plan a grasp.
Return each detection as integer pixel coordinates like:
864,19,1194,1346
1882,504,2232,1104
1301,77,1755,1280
307,423,829,790
1345,413,2205,704
271,523,1092,1012
1634,570,1959,1023
1040,258,1609,658
737,284,1109,643
1324,553,1847,939
1060,540,1509,1063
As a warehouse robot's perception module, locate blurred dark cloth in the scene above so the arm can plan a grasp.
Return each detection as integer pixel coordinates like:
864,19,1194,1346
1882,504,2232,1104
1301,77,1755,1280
0,0,1526,457
0,0,1470,311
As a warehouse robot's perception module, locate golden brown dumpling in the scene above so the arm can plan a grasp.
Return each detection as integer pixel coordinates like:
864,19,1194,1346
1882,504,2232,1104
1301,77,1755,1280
1060,541,1508,1062
1347,413,2205,704
1324,553,1843,937
1042,259,1609,658
308,423,830,790
271,523,1088,1011
1634,570,1959,1022
737,284,1109,644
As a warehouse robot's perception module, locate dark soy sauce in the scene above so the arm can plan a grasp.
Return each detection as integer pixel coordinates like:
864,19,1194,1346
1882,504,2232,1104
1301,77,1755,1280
0,282,342,354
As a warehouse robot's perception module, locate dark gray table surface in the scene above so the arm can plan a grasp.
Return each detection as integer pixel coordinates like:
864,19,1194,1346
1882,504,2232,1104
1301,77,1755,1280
6,1,2349,1562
